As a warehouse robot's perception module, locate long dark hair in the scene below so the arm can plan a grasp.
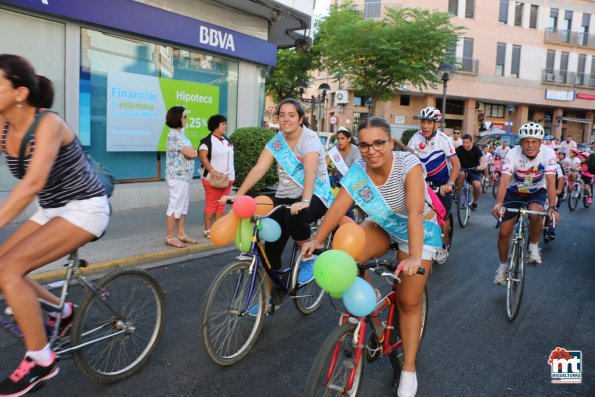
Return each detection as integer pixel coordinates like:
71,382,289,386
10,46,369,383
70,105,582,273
357,116,406,151
0,54,54,108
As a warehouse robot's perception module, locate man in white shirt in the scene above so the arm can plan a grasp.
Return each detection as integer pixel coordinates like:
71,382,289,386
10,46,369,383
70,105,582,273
559,135,577,158
450,127,463,148
495,140,511,158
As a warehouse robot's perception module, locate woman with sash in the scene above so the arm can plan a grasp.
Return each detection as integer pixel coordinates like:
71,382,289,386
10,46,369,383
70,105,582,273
222,98,333,284
302,117,441,397
326,127,360,187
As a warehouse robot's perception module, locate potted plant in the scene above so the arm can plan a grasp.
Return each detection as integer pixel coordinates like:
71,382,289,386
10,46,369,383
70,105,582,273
229,127,278,196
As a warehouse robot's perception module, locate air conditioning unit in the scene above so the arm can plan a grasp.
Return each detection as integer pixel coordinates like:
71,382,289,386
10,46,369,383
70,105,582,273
335,90,349,105
475,101,484,111
545,73,556,82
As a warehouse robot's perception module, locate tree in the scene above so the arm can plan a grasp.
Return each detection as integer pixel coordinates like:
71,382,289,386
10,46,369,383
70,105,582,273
265,48,314,103
313,1,463,112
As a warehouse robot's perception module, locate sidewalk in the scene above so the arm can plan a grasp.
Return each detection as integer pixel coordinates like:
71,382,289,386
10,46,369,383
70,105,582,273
0,200,222,283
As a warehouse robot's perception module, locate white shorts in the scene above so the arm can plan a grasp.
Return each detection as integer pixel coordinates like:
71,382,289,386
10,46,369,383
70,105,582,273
166,179,190,218
30,196,110,237
392,239,438,261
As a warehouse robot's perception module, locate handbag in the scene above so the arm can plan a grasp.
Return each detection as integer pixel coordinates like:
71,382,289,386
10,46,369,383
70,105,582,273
87,154,115,197
208,142,230,188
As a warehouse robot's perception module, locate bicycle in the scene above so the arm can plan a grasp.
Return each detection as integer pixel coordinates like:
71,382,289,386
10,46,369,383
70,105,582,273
0,250,166,383
303,255,426,396
496,204,548,321
201,204,330,366
456,168,478,228
568,172,592,210
491,170,501,199
428,183,454,261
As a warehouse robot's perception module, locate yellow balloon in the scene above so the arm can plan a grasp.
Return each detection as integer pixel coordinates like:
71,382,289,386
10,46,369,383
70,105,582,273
211,212,239,246
332,223,366,259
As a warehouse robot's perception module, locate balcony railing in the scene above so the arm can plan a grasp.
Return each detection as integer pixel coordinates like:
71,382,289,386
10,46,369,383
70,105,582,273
544,28,595,49
455,57,479,74
359,1,402,19
542,69,595,87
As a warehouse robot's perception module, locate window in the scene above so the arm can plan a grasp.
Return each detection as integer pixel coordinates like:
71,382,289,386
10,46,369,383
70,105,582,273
435,99,465,115
496,42,506,76
514,2,523,27
580,13,591,45
364,0,381,18
529,5,538,28
560,51,569,83
499,0,509,23
549,8,558,29
400,95,410,106
485,104,505,118
465,0,474,18
462,37,474,72
577,54,586,85
545,50,556,81
511,45,521,78
591,56,595,87
448,0,458,16
562,10,572,42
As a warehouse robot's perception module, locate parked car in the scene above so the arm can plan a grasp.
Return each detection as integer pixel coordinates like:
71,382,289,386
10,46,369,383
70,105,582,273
318,131,335,153
475,133,519,149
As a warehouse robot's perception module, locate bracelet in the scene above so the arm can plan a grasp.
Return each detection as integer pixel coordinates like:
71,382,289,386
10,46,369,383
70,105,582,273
301,199,311,203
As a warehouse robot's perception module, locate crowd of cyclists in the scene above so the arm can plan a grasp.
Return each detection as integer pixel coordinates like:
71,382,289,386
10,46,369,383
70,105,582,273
0,52,593,396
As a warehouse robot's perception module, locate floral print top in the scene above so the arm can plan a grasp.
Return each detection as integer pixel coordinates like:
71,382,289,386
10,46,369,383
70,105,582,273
166,129,194,182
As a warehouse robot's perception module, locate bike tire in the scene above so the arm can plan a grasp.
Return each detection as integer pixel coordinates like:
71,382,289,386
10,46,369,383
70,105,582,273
303,322,364,397
506,240,525,321
457,188,470,227
293,233,332,315
443,212,454,253
390,287,428,373
71,268,166,383
201,260,266,366
568,185,579,211
492,180,499,199
482,176,488,193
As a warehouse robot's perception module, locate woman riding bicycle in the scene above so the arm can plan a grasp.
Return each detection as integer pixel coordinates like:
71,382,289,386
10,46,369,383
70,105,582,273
326,127,360,187
302,116,442,397
0,55,110,395
222,98,333,284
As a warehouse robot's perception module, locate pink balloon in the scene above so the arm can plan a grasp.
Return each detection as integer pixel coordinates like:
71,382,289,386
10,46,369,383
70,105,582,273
232,195,257,219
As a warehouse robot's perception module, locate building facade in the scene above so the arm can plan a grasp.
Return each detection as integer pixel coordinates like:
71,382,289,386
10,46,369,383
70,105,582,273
0,0,314,216
313,0,594,144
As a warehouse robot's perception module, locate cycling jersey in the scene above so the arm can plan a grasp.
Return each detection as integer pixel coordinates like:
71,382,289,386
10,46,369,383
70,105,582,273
562,157,581,172
502,145,556,194
553,163,564,178
408,130,456,185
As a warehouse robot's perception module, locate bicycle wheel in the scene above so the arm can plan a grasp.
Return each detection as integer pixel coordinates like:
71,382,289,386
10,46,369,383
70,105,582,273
71,268,166,383
390,287,428,372
201,260,266,366
506,240,525,321
443,212,454,253
568,184,580,211
293,233,331,315
481,176,488,193
303,322,364,396
457,187,470,227
492,180,499,199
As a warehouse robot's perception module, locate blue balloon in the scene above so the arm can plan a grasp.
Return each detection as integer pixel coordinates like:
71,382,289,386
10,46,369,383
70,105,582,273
342,277,376,317
259,218,281,242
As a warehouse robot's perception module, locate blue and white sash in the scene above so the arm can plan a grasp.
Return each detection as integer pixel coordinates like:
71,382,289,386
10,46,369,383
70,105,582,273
328,146,350,176
266,133,334,207
341,162,442,248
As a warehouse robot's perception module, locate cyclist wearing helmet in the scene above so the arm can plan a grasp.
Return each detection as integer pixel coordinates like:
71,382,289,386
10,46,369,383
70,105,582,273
408,106,460,247
492,123,559,283
563,148,581,184
579,151,593,205
544,134,555,149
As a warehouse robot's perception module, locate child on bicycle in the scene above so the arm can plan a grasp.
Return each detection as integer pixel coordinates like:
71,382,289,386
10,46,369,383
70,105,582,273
579,152,593,205
0,55,110,396
302,117,442,397
482,146,493,181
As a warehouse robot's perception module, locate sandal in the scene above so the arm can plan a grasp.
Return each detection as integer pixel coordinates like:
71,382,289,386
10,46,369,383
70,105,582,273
177,235,198,244
164,236,186,248
203,229,211,239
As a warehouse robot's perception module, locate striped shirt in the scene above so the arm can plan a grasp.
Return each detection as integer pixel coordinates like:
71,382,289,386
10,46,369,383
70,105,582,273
354,151,433,216
2,123,106,208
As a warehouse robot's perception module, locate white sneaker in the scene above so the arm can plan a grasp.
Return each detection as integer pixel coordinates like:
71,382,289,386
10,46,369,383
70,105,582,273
397,371,417,397
494,264,507,285
528,247,542,265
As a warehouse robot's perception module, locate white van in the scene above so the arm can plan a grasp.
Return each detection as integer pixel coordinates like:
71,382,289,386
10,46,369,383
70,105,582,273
318,132,336,153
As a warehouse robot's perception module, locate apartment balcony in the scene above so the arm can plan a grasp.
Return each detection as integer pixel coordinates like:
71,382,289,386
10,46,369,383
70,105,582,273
544,28,595,49
456,57,479,74
542,69,595,87
358,1,403,19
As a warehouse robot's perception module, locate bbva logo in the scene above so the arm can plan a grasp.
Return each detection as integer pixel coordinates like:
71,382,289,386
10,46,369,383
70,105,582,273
199,26,235,52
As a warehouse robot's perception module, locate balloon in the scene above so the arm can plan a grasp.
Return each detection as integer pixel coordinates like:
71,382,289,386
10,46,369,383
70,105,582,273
313,250,357,294
328,290,343,299
331,187,340,197
211,212,239,246
254,195,274,215
233,195,257,219
338,215,355,226
332,223,366,258
342,277,376,317
259,218,281,242
234,218,254,252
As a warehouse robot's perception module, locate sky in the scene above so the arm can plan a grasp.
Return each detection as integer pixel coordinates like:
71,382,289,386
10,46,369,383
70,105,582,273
313,0,331,18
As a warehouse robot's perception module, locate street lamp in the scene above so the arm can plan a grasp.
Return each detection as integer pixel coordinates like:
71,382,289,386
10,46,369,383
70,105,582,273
318,83,330,131
438,63,455,131
365,98,373,117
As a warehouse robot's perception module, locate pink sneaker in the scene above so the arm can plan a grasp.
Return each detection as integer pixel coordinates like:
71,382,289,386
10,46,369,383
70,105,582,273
587,197,593,205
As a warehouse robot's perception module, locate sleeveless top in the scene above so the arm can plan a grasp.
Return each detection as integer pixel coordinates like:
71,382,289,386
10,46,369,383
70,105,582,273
2,122,106,208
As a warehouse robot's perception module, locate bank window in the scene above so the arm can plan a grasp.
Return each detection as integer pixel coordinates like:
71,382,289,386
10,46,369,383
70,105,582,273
80,28,239,181
496,42,506,76
499,0,509,23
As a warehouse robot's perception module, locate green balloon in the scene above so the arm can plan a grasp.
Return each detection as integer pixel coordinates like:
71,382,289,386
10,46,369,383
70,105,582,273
313,250,358,294
234,218,253,252
328,290,343,299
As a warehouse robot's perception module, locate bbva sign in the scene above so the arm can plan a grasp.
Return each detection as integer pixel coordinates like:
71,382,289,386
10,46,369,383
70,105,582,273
199,26,235,52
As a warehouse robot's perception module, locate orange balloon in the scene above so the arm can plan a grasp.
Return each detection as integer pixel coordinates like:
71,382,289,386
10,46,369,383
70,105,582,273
254,195,274,215
332,223,366,258
211,212,240,246
339,216,355,226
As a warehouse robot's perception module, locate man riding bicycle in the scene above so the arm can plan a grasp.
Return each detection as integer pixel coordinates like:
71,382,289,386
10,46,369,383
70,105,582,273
491,122,560,284
455,134,485,211
408,107,460,247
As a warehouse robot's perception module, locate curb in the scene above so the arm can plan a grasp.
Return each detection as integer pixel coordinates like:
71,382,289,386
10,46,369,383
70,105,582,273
30,241,220,284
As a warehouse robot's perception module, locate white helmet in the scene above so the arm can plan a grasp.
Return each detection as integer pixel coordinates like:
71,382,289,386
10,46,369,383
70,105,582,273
419,107,442,122
518,122,545,140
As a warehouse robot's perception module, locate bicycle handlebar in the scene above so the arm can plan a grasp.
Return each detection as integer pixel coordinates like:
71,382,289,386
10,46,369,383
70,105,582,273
495,205,552,229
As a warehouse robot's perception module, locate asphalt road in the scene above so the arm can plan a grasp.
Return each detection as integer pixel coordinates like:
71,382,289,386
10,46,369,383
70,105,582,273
1,195,594,396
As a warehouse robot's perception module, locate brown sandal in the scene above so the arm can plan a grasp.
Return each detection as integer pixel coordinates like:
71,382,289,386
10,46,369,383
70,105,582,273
177,235,197,244
165,236,186,248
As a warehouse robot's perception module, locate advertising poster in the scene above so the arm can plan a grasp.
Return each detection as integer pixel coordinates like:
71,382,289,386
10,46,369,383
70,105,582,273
107,71,219,151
